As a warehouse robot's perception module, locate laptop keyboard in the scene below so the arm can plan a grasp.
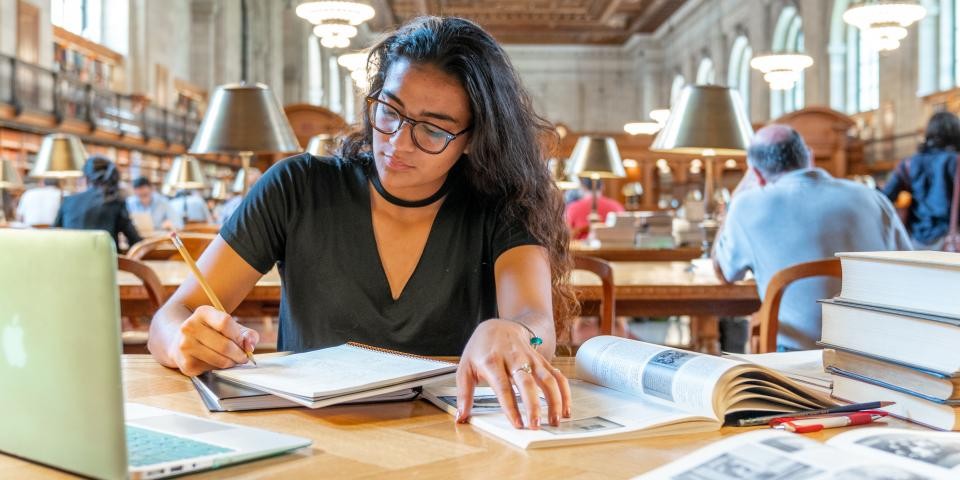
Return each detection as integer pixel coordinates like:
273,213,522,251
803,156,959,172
126,425,234,467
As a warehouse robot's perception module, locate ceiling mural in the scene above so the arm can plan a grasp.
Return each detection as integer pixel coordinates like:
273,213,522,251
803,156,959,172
369,0,689,45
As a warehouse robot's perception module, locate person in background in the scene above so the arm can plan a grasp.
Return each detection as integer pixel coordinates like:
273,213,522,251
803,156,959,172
882,111,960,250
54,156,143,249
713,124,911,351
218,167,263,225
169,189,213,225
126,176,182,231
16,178,61,226
564,177,625,240
149,16,577,430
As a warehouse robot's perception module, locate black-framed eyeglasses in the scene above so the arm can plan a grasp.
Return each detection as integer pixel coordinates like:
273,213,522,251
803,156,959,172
366,96,471,155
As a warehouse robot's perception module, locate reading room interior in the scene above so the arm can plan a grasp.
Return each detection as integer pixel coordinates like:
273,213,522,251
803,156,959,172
3,0,960,479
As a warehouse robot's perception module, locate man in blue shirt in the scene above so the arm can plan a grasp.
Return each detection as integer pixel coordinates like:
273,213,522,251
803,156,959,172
712,125,911,350
126,177,182,232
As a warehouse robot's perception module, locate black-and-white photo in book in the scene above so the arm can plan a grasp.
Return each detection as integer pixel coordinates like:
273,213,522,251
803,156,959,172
634,428,960,479
422,336,835,449
212,343,457,409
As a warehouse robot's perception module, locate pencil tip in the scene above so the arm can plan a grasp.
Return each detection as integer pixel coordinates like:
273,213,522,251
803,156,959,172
879,401,895,407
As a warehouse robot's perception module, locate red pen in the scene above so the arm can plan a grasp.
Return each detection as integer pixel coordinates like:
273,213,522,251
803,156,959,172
771,411,888,433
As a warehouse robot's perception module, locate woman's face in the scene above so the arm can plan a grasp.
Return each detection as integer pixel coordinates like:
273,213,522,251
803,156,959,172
370,58,472,200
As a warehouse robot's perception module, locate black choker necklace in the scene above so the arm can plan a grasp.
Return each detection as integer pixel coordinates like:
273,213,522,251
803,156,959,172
367,164,453,208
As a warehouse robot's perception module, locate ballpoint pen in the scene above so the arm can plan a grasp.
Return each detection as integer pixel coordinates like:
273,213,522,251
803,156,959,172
771,411,888,433
169,232,257,366
737,401,895,427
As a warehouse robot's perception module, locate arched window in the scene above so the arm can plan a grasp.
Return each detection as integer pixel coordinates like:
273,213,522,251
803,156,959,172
696,57,716,85
771,6,805,119
829,0,880,113
671,74,686,106
52,0,103,43
307,36,324,105
326,55,349,114
728,35,753,117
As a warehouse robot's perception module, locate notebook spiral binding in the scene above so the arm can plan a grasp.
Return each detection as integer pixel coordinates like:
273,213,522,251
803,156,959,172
346,342,455,365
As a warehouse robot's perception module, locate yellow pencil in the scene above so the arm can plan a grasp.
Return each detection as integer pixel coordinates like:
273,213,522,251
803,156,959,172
169,232,257,366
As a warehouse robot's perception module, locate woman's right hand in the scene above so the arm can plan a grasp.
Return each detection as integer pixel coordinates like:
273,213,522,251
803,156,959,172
167,305,259,376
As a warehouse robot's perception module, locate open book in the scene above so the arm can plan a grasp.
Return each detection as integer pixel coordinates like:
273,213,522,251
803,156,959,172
635,428,960,480
423,336,834,449
213,343,457,408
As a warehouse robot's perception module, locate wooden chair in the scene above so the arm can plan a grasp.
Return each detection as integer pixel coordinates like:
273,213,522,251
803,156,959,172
181,223,220,234
127,232,216,261
753,258,842,353
118,256,167,354
574,254,616,336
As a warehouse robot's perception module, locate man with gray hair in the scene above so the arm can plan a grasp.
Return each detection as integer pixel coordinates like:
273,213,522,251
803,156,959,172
712,124,910,350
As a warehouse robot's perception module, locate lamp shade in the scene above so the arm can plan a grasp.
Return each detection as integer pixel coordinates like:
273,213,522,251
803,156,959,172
0,159,23,189
306,134,336,156
209,180,230,201
189,83,301,154
163,155,207,191
29,133,87,178
231,167,257,194
566,136,627,179
651,85,753,155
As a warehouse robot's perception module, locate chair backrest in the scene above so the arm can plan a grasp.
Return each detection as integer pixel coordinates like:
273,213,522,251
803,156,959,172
573,254,616,336
181,223,220,234
117,255,166,310
754,257,842,353
127,232,216,261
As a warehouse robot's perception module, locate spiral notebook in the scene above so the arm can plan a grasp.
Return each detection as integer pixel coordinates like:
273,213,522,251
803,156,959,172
212,343,458,409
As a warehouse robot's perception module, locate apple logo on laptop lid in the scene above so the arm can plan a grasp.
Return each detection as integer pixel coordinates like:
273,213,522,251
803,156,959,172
2,315,27,368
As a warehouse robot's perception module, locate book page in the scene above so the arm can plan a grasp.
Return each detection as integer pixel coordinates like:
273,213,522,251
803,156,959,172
634,429,948,479
724,350,832,391
213,344,456,399
826,428,960,479
575,336,742,419
422,380,717,449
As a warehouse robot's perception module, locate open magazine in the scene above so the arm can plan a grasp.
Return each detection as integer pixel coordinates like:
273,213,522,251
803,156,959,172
422,336,834,448
635,428,960,479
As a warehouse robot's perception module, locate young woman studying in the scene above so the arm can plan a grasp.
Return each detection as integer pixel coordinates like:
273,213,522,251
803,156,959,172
149,16,578,430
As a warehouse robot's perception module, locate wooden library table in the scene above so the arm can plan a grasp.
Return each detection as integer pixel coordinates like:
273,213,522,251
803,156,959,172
118,261,760,353
0,356,923,479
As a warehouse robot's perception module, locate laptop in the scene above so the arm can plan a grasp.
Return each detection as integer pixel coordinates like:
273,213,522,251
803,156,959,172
0,229,311,479
130,211,155,236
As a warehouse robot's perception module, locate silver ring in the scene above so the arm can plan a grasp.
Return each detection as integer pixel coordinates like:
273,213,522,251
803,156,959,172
513,363,533,375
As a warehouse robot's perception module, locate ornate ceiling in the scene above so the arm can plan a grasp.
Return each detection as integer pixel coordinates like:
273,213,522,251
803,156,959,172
368,0,689,45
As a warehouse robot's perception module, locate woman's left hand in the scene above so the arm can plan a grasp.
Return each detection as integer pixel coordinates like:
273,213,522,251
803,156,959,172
455,319,571,429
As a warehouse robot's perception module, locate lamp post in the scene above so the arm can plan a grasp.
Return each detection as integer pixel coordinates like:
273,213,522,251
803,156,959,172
188,83,300,196
650,85,753,255
0,159,23,224
163,155,207,225
567,136,627,231
650,85,753,219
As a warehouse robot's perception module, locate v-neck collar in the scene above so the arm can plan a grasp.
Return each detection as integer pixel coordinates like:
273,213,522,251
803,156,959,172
361,177,456,303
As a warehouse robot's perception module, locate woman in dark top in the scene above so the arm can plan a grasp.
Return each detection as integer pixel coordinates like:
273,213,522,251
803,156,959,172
149,17,578,429
883,111,960,249
54,156,142,249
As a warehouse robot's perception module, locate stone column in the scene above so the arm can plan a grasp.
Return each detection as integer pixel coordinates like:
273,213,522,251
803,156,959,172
190,0,217,93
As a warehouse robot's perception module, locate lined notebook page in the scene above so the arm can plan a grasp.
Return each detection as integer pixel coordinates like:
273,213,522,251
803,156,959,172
213,344,455,399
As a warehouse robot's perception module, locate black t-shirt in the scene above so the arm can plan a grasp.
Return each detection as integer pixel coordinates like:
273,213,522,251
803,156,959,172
220,154,540,355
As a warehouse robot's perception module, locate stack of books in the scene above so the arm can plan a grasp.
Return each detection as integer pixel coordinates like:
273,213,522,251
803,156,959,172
593,211,675,248
820,251,960,431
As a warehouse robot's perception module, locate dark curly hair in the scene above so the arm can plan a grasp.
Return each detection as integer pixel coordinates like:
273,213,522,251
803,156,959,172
340,16,577,342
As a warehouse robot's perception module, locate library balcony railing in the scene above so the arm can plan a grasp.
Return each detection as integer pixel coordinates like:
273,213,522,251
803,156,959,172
0,54,199,147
